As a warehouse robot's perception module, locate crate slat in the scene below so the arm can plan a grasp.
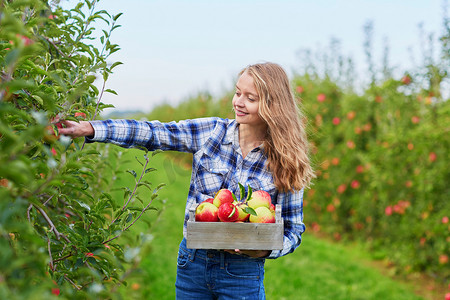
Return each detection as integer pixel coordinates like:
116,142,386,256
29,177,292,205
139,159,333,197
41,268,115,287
186,203,284,250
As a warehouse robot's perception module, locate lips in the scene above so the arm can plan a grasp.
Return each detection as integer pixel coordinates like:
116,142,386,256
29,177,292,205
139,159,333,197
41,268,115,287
235,108,248,116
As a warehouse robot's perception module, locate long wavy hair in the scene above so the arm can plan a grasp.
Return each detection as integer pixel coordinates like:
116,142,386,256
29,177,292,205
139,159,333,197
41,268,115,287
240,62,315,192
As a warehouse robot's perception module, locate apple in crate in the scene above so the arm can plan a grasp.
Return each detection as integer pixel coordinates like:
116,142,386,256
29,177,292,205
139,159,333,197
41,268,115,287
249,206,275,223
247,190,272,209
195,201,219,222
233,201,250,222
218,202,239,222
213,189,234,207
204,198,214,204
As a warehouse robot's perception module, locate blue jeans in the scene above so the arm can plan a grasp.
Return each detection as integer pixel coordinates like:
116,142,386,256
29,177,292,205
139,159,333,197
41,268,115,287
175,238,266,300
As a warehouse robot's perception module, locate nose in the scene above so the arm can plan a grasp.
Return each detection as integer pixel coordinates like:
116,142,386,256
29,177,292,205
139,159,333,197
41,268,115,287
234,94,245,107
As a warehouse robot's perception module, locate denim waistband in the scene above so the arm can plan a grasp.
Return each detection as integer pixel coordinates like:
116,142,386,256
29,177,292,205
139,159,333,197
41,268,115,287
179,238,265,264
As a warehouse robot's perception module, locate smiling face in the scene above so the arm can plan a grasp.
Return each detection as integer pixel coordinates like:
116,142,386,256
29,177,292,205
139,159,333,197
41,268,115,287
232,71,265,128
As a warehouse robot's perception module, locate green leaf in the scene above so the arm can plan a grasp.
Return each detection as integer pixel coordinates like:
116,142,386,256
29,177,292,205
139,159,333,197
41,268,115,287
145,168,156,174
126,170,137,178
152,149,163,156
85,75,96,83
105,89,117,95
244,207,257,216
238,182,245,201
110,61,123,70
113,13,123,21
125,213,133,223
76,200,91,212
246,185,253,202
231,193,237,202
32,95,44,106
228,206,236,218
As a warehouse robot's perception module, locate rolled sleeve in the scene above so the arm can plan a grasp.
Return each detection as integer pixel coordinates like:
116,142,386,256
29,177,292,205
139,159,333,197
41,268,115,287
84,117,227,153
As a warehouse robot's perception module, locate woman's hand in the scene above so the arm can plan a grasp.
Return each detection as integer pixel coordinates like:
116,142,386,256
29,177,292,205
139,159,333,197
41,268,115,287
224,249,270,258
57,120,94,138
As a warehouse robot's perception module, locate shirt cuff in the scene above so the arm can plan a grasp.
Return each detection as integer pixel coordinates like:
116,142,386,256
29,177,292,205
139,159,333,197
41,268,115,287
267,249,280,259
85,120,107,142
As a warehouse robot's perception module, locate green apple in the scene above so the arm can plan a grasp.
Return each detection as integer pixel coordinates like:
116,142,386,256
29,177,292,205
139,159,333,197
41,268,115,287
249,206,275,223
247,190,272,209
233,201,250,222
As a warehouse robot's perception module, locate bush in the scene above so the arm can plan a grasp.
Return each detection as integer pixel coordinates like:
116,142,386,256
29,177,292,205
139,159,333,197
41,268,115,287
296,20,449,282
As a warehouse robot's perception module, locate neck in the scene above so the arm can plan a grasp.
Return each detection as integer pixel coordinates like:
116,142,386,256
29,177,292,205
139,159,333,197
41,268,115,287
238,123,267,149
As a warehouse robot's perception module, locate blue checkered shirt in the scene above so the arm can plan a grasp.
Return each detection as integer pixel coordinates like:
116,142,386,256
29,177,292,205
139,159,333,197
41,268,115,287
87,117,305,259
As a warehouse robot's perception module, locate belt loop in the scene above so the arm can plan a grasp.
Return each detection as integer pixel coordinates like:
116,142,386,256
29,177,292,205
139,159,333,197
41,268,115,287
189,249,196,262
220,251,225,269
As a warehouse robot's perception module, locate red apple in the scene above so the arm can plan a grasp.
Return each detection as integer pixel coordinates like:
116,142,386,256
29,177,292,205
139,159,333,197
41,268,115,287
401,74,412,85
213,189,234,208
317,93,326,102
218,202,238,222
269,203,275,215
249,206,275,223
204,198,214,204
195,202,219,222
247,190,272,209
51,288,60,296
332,117,340,125
74,112,87,119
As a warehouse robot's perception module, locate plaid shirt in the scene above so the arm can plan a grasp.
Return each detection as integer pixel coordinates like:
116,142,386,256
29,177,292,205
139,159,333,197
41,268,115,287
87,117,305,259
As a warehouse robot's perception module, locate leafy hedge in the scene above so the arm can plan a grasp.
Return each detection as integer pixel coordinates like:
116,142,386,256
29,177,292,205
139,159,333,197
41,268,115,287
297,73,449,282
1,1,162,298
292,19,450,283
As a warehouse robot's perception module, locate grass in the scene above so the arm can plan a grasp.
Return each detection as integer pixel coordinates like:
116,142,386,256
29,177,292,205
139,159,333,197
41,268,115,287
111,149,426,300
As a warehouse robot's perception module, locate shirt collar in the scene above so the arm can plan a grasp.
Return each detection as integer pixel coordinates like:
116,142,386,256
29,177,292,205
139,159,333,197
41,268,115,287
223,119,237,145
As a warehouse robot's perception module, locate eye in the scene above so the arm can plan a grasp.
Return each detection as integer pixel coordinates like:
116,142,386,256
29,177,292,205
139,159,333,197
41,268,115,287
248,97,255,102
235,91,241,97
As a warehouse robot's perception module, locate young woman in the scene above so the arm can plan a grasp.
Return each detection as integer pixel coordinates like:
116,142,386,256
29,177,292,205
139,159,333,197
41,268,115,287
59,62,314,299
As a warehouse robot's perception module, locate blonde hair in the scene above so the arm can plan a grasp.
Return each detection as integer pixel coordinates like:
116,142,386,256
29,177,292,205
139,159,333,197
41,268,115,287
241,62,315,192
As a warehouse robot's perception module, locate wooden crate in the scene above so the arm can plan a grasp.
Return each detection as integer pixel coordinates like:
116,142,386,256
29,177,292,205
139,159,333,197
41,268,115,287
186,203,283,250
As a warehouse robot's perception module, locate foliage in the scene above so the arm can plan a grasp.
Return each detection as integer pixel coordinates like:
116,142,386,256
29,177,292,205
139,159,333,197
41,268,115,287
295,16,450,284
0,0,162,298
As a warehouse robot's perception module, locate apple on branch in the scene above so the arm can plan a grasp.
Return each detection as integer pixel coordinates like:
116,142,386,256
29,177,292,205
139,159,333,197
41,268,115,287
74,112,87,119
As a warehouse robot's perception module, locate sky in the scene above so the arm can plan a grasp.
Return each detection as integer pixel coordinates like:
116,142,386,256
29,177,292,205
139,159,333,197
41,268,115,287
63,0,447,113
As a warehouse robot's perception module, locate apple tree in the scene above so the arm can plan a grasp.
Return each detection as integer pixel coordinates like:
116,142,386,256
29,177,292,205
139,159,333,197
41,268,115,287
0,0,163,298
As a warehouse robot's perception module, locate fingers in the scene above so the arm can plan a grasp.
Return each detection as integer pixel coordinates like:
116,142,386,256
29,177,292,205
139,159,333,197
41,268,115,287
55,120,93,138
56,120,77,137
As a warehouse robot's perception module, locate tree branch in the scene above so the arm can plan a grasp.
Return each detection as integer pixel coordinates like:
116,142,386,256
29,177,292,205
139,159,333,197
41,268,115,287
48,238,55,271
64,274,81,290
35,205,71,244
